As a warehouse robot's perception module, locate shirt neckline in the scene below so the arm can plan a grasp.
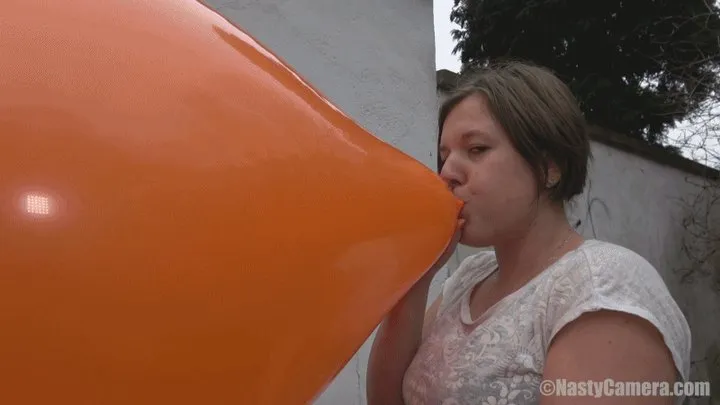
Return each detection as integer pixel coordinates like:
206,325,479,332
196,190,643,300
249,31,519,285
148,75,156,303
459,239,597,325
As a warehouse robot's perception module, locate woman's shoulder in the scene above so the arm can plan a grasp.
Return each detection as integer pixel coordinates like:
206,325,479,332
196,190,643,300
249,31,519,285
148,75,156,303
555,239,673,292
437,249,498,314
576,238,660,271
455,248,498,278
543,239,692,382
547,239,689,332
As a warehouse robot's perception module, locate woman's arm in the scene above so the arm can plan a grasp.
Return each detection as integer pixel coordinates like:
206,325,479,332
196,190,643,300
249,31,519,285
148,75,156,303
540,310,678,405
366,277,443,405
366,219,463,405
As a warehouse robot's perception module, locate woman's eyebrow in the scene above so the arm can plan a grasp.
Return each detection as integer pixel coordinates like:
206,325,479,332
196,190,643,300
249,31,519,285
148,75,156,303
439,130,490,151
461,130,491,142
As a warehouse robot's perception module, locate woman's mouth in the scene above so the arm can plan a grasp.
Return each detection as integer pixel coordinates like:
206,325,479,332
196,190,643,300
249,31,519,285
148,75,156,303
459,204,469,219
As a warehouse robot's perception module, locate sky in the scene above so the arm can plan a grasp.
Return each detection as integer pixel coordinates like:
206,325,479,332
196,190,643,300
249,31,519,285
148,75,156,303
434,1,462,72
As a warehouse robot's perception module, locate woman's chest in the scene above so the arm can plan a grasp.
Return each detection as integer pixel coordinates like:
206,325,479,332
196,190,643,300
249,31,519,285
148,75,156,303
403,300,548,405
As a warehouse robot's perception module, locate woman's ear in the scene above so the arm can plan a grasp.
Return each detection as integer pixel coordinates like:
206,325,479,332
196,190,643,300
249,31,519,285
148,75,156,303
545,160,561,188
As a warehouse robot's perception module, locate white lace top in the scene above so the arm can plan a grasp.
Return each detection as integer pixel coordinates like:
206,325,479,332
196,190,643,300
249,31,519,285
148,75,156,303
402,239,691,405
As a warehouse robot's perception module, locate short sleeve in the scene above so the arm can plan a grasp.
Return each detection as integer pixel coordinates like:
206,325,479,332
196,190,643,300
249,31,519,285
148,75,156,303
437,250,497,316
542,242,692,385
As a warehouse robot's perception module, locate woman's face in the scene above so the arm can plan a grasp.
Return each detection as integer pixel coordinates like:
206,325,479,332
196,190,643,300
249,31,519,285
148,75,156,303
439,94,544,247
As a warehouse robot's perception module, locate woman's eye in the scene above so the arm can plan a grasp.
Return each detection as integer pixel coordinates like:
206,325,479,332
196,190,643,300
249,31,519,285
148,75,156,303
469,146,488,154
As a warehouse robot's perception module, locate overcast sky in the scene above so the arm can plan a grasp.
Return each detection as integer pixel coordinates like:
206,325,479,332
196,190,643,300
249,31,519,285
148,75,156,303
434,1,461,72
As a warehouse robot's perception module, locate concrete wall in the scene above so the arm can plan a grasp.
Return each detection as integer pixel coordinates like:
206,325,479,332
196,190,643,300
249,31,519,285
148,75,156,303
202,1,442,403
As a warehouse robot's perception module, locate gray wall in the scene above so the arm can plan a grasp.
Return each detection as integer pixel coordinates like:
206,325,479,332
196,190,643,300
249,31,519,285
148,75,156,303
202,1,443,403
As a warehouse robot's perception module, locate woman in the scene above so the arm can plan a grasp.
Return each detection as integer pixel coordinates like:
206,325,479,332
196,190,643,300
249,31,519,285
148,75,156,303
367,61,691,405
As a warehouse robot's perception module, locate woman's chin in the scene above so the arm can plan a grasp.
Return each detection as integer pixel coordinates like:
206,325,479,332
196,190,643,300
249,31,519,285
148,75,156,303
459,225,492,248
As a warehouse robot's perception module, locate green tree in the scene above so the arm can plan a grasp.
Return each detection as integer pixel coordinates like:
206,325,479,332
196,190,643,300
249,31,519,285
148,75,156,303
450,0,720,145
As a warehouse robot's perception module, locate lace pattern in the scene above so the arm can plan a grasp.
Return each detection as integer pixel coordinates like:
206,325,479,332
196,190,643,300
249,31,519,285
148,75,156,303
402,239,691,405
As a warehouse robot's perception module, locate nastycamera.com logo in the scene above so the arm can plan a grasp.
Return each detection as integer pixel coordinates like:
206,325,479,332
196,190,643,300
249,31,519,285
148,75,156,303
540,378,711,398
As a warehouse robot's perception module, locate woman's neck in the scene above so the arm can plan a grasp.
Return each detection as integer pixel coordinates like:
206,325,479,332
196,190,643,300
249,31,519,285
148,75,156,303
492,203,581,283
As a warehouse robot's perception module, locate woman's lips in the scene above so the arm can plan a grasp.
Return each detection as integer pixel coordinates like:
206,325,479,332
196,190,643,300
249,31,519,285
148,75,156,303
459,203,469,219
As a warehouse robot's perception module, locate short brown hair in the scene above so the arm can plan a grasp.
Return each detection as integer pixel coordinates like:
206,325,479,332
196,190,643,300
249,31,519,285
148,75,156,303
438,60,591,203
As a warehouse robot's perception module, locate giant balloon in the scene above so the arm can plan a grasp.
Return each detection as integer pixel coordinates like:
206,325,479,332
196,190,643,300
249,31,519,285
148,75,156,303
0,0,461,403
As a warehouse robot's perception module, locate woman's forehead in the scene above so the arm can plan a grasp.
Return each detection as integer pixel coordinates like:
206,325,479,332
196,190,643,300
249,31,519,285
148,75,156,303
442,95,501,134
440,117,503,147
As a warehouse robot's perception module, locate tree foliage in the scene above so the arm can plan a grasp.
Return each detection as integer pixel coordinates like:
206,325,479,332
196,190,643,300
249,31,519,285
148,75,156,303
450,0,720,145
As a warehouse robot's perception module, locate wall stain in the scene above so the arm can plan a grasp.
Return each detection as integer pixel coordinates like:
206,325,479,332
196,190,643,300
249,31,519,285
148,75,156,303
573,179,611,239
585,197,611,239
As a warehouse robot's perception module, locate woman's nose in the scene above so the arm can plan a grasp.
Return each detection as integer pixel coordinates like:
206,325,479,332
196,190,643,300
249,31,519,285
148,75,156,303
439,156,464,190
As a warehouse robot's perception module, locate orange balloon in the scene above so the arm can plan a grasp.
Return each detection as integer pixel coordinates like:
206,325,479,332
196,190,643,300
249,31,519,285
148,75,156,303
0,0,461,404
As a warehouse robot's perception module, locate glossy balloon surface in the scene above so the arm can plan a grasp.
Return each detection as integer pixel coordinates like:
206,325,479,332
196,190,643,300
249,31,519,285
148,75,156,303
0,0,462,403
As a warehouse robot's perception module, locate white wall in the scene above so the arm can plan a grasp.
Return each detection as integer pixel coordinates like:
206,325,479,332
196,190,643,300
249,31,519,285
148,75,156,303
203,1,442,403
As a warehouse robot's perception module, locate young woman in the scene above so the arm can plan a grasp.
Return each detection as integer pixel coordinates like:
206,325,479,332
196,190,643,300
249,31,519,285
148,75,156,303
367,61,691,405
